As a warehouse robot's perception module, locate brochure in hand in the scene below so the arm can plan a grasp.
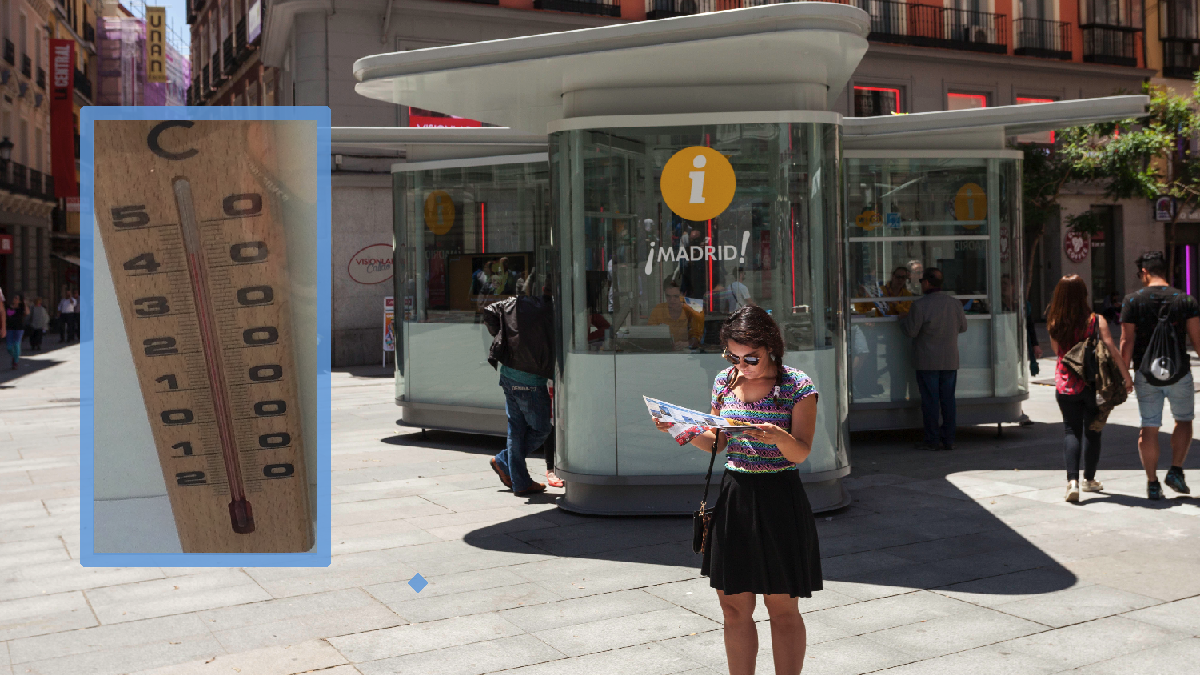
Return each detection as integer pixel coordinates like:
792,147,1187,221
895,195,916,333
644,395,756,441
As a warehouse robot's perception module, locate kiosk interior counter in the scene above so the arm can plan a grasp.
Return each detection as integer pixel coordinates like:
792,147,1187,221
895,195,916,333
845,156,1026,408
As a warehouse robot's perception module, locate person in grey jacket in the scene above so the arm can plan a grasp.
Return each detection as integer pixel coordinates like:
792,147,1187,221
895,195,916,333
899,268,968,451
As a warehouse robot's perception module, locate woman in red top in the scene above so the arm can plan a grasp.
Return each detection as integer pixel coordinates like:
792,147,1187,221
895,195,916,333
1046,276,1133,502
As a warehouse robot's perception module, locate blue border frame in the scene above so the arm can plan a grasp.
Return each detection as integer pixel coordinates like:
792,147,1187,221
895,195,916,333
80,106,332,567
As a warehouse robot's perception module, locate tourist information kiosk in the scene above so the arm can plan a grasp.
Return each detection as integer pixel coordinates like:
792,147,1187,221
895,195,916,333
332,127,546,436
353,4,1148,514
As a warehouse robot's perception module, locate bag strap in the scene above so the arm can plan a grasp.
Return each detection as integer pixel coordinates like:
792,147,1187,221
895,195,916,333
699,430,722,511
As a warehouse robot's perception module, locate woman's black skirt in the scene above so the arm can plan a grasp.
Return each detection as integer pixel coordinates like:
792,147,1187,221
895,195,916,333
701,468,823,598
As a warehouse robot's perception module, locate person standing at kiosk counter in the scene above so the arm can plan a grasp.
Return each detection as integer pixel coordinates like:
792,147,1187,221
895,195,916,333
900,268,968,451
654,306,822,675
482,277,556,497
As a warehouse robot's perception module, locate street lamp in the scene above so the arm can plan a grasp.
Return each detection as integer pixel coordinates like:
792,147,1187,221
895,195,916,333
0,136,12,162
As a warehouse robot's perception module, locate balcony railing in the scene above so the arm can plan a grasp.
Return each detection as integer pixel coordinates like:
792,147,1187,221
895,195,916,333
223,35,234,74
236,18,250,58
1163,38,1200,79
37,67,45,89
12,163,28,195
647,0,848,19
211,53,225,87
860,0,1008,54
3,39,13,66
30,169,43,199
45,175,54,199
1080,25,1140,66
1013,17,1071,59
20,54,30,78
534,0,620,16
73,68,91,99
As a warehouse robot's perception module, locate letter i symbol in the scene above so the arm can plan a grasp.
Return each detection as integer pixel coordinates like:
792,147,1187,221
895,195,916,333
689,154,707,204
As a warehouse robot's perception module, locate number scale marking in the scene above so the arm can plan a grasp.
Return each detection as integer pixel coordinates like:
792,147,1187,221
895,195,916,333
94,120,313,553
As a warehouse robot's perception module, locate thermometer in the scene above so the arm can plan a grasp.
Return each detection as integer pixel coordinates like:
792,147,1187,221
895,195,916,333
93,120,313,553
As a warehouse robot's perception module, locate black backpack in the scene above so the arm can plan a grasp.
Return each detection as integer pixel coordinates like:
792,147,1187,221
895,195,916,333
1138,293,1190,386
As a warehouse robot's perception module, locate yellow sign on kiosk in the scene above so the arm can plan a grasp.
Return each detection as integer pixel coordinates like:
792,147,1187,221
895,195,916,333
424,190,456,235
660,147,736,221
955,183,986,227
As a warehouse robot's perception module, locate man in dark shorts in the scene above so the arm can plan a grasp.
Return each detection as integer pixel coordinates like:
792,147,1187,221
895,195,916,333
1120,251,1200,500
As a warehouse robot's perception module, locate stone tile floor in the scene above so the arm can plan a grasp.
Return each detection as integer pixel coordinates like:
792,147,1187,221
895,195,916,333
1,343,1198,674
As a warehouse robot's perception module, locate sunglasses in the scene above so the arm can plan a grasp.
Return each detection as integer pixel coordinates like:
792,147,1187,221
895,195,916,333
724,350,764,366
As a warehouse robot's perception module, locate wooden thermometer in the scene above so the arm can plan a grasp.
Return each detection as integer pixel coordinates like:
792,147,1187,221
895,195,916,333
94,120,313,553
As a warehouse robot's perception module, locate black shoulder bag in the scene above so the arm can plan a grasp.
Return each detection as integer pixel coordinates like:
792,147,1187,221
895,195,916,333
692,429,722,555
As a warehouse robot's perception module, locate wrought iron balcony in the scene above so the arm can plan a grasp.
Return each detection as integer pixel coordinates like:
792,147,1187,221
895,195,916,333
1014,17,1071,59
20,54,30,78
534,0,620,16
646,0,850,20
859,0,1008,54
45,174,54,199
223,35,234,74
1163,38,1200,79
236,18,250,59
37,67,45,89
3,40,13,66
30,169,44,199
74,68,91,99
1080,24,1140,66
12,162,28,195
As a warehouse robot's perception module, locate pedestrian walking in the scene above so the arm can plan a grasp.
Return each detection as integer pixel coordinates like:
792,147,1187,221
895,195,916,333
69,290,81,343
655,306,822,675
6,294,29,369
1119,251,1200,500
27,298,49,351
481,277,555,497
899,268,968,450
1046,276,1133,502
57,291,74,343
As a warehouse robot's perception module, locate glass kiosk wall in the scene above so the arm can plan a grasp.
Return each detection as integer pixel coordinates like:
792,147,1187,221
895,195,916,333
550,120,850,514
844,154,1028,430
394,156,553,435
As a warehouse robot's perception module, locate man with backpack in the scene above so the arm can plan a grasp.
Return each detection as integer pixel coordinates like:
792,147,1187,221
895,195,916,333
1119,252,1200,500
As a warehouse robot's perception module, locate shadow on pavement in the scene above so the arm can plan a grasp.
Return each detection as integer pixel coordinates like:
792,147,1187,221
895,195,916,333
0,337,75,385
442,419,1197,600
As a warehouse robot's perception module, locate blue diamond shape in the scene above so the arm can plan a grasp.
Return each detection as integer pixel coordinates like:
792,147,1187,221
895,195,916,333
408,573,428,593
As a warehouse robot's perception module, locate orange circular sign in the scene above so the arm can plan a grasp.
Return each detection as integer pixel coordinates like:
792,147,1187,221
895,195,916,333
660,147,736,221
954,183,986,227
424,190,455,235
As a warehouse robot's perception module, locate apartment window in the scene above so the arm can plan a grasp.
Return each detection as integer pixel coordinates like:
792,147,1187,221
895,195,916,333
947,92,988,110
1015,96,1056,143
854,86,902,116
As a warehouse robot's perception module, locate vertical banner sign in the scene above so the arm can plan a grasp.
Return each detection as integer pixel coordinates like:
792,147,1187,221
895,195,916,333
146,7,167,84
248,0,262,43
49,39,76,199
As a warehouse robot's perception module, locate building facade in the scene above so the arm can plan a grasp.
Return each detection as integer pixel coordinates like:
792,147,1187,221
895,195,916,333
0,0,82,306
97,0,190,106
231,0,1164,364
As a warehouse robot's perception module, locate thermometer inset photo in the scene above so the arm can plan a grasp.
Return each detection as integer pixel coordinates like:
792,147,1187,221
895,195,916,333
93,120,314,553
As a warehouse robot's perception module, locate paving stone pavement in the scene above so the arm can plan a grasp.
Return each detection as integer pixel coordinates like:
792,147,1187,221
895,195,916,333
1,345,1199,675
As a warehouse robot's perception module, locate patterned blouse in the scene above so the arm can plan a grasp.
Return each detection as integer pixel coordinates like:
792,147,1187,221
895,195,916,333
673,365,818,473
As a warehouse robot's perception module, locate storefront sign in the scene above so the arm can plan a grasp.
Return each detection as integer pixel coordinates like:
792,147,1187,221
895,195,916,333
384,296,395,352
1154,196,1175,222
49,39,76,200
855,209,880,231
0,234,12,254
424,190,455,235
1064,229,1089,263
145,7,167,83
885,212,901,229
660,147,736,221
644,231,750,275
954,183,986,226
409,114,482,128
348,243,394,284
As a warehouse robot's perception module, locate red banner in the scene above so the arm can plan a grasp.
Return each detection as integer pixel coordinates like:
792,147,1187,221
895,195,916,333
50,39,76,200
409,114,482,128
0,234,12,254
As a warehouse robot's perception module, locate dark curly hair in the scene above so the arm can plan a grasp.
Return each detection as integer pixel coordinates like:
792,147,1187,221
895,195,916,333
719,305,785,390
